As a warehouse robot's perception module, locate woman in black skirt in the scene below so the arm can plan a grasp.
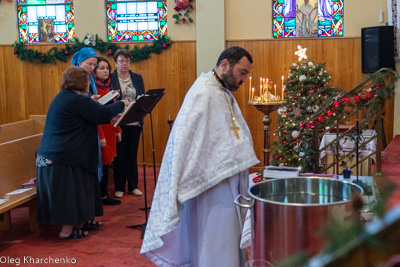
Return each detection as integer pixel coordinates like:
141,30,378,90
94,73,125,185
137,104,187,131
36,67,129,239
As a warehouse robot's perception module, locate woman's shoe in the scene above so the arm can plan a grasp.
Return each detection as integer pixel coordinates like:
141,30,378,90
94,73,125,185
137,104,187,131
114,191,124,198
102,196,121,205
81,220,103,231
59,227,88,240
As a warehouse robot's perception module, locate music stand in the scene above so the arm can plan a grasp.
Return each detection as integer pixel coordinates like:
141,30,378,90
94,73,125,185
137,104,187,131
115,89,164,238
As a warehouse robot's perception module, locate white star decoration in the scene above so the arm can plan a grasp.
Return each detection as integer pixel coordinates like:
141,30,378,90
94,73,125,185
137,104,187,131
294,45,308,61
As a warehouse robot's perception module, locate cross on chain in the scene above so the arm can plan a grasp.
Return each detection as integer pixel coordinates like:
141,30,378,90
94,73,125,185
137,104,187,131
230,122,240,139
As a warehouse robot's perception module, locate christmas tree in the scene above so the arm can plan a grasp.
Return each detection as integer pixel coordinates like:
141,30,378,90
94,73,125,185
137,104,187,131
270,48,343,172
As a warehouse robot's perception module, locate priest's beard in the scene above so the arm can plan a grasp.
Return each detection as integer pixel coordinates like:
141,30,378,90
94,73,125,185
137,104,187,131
222,67,242,92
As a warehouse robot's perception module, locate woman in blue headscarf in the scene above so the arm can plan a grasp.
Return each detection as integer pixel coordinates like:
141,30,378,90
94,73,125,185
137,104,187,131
71,47,99,96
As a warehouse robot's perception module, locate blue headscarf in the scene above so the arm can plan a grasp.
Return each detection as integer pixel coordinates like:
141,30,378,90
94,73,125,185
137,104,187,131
71,47,98,95
72,47,102,181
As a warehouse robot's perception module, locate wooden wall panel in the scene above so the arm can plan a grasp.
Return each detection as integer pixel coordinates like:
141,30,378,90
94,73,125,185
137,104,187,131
0,38,393,167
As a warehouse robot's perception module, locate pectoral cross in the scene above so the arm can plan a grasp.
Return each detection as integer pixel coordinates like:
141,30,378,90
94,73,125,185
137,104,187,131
230,122,240,139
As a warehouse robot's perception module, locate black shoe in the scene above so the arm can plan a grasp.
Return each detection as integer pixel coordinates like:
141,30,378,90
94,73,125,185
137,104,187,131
102,196,121,205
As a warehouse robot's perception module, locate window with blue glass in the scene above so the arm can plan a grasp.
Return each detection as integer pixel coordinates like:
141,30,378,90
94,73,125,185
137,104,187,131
17,0,75,44
273,0,343,38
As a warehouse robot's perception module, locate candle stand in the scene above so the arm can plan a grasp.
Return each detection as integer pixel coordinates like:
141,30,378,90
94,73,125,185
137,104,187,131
249,102,284,166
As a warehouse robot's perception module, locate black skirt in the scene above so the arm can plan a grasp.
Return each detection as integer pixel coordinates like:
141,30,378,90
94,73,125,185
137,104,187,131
36,162,103,226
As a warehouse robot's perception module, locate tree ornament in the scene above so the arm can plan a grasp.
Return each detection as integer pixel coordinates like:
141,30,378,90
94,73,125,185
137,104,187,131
299,75,307,82
306,106,313,113
64,50,69,55
13,49,18,54
175,0,190,9
308,61,314,67
292,130,299,138
163,44,168,49
108,49,113,55
299,152,305,157
312,105,319,112
277,108,283,115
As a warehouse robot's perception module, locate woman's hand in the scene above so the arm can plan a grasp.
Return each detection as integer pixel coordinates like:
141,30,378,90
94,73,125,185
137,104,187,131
121,99,130,106
100,138,107,148
91,94,101,102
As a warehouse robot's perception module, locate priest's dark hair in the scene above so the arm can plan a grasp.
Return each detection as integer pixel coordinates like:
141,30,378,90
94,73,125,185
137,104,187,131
60,67,90,92
216,46,253,67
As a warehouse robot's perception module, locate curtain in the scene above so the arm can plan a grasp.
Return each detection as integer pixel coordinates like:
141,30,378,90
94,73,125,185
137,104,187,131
388,0,400,61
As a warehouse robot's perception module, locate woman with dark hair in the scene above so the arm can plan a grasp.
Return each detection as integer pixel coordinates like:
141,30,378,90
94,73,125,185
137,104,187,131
36,67,129,239
94,57,122,205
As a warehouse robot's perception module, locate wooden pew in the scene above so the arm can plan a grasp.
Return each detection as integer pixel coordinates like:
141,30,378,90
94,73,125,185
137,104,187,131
0,115,45,144
0,133,42,231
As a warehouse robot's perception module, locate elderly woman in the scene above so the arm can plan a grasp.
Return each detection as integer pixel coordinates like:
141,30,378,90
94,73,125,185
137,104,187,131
110,49,145,198
36,67,129,239
71,47,106,229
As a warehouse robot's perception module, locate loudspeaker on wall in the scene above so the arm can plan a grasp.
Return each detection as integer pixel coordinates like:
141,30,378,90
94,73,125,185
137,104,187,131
361,26,395,74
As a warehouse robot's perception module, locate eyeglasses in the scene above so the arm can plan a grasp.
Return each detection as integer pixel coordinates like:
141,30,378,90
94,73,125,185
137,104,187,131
85,62,98,68
117,60,131,64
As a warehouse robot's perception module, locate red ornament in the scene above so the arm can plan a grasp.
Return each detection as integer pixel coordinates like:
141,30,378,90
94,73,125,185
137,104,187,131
354,96,361,101
333,101,340,108
300,123,305,128
108,50,113,55
163,44,168,49
365,93,372,98
310,89,314,94
376,84,382,88
318,116,323,122
327,110,333,116
342,97,350,102
175,0,190,10
64,50,69,55
13,49,18,54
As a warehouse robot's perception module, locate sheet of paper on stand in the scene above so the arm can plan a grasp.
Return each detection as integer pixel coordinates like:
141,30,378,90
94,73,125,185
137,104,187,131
263,166,301,179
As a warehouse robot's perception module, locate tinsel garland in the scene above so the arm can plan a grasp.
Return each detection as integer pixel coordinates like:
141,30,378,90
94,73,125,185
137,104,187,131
12,34,171,64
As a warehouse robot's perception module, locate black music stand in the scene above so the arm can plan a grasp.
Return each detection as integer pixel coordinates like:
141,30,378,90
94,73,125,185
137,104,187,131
115,88,164,238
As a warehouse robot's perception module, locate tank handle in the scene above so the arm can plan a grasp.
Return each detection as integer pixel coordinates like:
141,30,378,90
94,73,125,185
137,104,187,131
234,194,252,208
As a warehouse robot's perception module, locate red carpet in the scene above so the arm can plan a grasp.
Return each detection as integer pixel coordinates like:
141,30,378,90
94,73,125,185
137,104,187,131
0,167,157,267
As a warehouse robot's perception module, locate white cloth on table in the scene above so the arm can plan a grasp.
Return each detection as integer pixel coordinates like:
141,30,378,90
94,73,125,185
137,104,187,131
140,71,259,266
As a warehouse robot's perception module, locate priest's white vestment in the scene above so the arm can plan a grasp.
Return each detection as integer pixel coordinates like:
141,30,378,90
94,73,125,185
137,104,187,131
141,71,259,266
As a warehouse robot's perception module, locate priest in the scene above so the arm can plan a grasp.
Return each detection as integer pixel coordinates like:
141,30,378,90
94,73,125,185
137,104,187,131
141,46,259,266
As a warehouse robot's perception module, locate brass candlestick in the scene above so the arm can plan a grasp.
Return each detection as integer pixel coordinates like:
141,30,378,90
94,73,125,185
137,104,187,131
250,102,283,166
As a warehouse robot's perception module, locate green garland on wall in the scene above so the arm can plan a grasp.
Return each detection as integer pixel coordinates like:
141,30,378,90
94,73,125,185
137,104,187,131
12,34,171,64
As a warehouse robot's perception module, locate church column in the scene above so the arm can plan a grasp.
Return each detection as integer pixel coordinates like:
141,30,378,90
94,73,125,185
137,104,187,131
195,0,225,76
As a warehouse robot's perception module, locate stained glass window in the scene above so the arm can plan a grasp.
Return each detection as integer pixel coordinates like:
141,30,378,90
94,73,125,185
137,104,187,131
17,0,75,44
106,0,167,42
273,0,343,38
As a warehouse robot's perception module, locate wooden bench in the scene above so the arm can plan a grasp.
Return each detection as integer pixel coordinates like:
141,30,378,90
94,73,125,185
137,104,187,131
0,133,42,231
0,115,45,144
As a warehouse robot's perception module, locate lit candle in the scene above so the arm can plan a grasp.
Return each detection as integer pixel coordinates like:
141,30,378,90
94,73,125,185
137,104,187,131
282,87,285,100
251,87,255,100
274,84,276,96
249,77,252,101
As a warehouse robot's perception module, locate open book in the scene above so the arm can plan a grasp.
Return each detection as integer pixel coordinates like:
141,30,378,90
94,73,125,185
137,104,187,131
98,90,119,105
113,88,165,127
